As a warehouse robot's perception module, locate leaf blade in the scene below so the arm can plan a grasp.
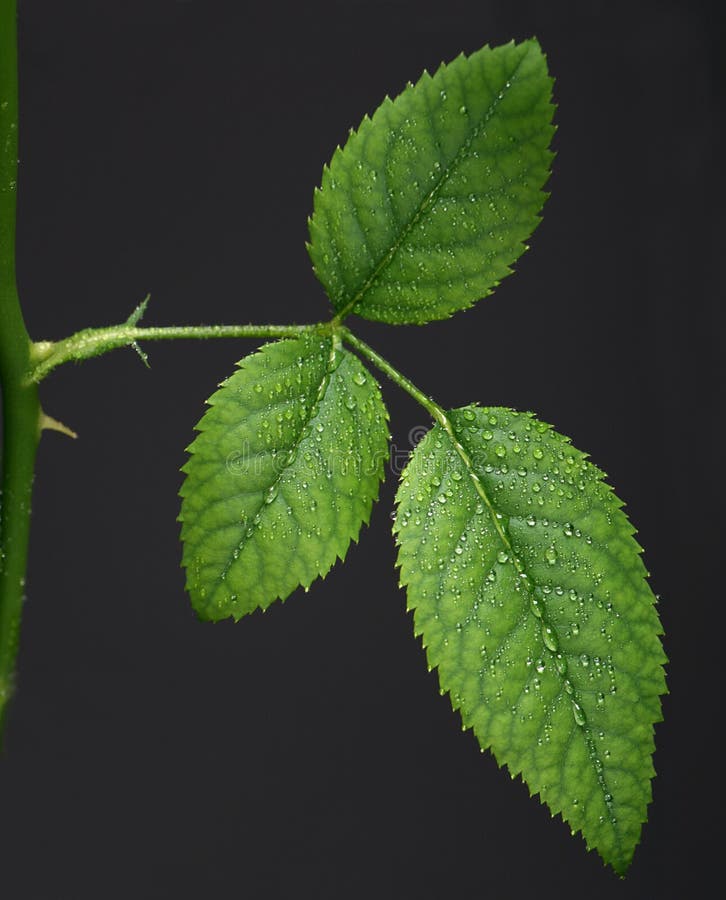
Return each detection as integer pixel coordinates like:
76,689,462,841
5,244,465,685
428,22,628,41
308,39,555,324
180,335,389,620
394,406,666,873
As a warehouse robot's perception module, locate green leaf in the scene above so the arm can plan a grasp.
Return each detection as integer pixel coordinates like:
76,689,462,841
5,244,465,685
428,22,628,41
308,39,554,324
180,334,389,620
394,406,666,873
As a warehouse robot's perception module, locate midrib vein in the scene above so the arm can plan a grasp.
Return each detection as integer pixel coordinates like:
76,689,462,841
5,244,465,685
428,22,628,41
441,412,619,841
335,51,528,320
214,339,335,591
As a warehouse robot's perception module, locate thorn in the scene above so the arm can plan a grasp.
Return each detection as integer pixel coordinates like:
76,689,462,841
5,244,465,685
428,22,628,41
130,340,150,368
125,293,151,327
39,411,78,439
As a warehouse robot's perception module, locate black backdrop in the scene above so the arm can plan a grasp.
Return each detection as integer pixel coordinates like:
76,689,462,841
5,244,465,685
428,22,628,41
1,1,722,897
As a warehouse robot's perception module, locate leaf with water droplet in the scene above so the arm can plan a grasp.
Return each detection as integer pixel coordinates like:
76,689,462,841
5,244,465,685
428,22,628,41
394,405,666,874
308,40,554,324
180,335,389,620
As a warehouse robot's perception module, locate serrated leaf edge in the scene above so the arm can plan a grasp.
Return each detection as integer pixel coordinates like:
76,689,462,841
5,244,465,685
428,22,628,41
309,39,555,323
393,405,666,874
179,336,390,619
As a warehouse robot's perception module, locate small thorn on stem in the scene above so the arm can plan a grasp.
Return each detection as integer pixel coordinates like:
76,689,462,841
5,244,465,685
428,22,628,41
131,341,150,368
125,293,151,327
39,411,78,439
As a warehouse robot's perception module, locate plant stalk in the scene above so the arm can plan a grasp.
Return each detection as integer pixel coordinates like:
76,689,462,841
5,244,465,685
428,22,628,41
0,0,40,740
29,319,330,383
340,328,447,426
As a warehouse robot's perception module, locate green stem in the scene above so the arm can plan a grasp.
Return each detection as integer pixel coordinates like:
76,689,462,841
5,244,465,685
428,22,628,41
29,319,330,383
0,0,40,740
340,328,447,426
341,329,510,538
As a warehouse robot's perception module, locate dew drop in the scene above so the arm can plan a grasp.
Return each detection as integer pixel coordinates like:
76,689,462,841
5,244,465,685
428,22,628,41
572,701,586,727
541,623,559,652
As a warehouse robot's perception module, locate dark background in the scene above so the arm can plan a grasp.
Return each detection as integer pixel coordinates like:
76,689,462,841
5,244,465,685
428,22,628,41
1,0,722,896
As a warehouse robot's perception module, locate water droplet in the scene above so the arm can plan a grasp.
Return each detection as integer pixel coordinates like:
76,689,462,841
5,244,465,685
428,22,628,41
533,446,544,460
497,550,509,564
545,547,558,566
541,624,559,652
352,371,367,386
572,702,586,727
462,408,476,421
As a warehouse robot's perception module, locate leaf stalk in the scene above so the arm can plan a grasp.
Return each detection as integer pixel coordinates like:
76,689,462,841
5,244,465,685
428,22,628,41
339,328,447,426
28,319,333,384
